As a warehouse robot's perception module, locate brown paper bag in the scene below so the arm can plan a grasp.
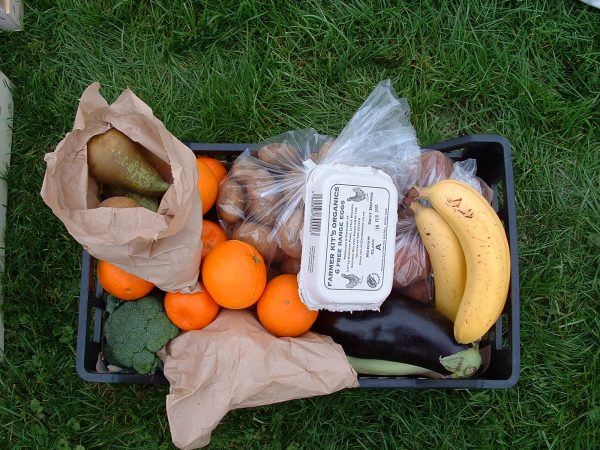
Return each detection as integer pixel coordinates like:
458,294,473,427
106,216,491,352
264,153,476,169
159,310,358,449
41,83,202,292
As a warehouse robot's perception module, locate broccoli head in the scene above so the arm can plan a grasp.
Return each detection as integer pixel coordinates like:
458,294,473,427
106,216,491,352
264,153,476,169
103,293,179,374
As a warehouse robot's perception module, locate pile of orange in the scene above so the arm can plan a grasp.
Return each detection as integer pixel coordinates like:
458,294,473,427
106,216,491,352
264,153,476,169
98,154,318,337
200,241,317,337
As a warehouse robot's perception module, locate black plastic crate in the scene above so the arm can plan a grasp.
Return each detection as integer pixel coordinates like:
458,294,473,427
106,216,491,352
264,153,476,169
76,134,520,388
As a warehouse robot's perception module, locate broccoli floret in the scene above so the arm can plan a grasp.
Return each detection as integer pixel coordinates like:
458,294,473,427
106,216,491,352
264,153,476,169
103,293,179,374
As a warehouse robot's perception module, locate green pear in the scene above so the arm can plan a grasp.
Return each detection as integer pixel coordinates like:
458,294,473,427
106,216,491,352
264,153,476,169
139,146,173,183
87,129,170,197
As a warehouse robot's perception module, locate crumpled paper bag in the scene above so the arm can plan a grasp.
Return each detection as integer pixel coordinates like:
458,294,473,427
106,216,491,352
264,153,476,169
41,83,202,292
158,310,358,449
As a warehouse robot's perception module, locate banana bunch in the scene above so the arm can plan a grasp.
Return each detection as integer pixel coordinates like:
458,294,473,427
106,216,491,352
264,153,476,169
411,180,510,344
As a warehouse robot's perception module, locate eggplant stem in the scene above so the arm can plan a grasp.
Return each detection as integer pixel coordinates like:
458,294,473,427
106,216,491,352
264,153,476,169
439,346,482,379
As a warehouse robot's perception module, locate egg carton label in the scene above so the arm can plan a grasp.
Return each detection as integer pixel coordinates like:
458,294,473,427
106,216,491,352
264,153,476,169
309,183,391,291
299,164,397,311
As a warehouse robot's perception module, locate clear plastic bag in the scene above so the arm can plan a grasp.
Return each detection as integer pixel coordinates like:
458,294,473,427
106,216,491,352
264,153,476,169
451,159,494,201
392,151,493,302
217,130,333,265
216,80,421,271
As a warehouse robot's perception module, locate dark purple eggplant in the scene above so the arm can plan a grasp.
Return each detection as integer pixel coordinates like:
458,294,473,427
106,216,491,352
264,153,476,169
312,294,481,378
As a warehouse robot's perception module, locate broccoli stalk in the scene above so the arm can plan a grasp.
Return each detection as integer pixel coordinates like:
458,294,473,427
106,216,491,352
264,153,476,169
103,293,179,374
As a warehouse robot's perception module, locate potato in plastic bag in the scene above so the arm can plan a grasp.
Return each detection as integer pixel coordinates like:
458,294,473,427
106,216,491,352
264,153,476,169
216,130,333,263
216,81,421,276
392,151,494,302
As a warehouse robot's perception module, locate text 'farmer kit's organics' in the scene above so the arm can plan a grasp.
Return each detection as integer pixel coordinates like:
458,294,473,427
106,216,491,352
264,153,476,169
42,80,518,449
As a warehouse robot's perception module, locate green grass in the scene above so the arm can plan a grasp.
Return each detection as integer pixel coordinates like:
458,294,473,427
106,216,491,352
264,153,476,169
1,0,599,448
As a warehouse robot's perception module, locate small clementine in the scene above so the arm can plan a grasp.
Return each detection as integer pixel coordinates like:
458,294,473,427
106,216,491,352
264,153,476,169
97,260,154,301
196,157,219,214
257,274,318,337
164,286,220,331
201,220,228,258
198,156,228,184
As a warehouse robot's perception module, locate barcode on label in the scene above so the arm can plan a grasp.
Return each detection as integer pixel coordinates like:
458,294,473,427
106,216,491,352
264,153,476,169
309,193,323,236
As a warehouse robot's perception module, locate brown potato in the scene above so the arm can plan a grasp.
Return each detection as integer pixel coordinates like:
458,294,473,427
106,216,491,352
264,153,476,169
243,170,280,226
245,189,280,227
279,255,301,275
230,158,271,186
257,143,300,168
227,157,251,181
244,170,274,190
217,180,245,225
277,208,303,259
233,222,279,263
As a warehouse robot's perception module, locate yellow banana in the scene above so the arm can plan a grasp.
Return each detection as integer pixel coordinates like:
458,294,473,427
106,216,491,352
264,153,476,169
411,202,466,322
419,180,510,344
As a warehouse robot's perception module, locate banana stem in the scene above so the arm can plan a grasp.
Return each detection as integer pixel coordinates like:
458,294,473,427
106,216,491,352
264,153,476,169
417,185,430,199
402,186,421,208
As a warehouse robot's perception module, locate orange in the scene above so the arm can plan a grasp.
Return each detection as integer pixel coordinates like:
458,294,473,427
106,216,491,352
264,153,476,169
198,156,228,184
164,285,220,331
196,157,219,214
201,240,267,309
97,260,154,301
201,220,228,258
257,274,318,337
